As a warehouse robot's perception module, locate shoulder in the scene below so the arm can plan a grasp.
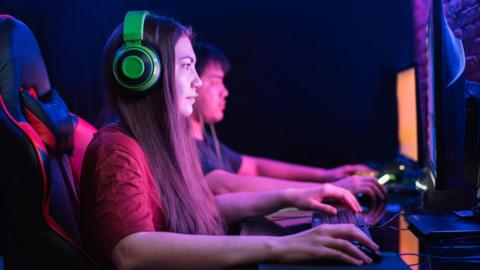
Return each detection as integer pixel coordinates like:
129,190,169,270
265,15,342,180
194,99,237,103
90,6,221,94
83,124,150,175
82,124,152,185
89,124,143,157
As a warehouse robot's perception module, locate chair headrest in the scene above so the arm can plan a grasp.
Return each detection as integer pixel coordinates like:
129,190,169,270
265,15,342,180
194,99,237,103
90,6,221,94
0,15,77,154
0,15,51,122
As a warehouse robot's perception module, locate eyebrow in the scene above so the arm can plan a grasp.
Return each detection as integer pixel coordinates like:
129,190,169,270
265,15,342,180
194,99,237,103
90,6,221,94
179,56,195,62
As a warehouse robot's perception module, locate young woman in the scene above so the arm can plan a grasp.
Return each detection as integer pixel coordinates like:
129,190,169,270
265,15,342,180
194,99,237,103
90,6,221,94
80,11,379,270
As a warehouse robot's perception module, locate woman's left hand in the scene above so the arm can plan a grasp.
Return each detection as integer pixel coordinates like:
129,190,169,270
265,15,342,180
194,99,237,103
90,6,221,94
284,184,362,215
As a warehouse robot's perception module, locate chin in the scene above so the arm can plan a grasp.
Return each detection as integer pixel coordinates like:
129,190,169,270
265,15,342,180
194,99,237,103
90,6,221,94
214,113,224,123
180,107,194,117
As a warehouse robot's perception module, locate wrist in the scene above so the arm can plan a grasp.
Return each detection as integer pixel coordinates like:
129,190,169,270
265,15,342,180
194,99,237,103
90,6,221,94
316,168,333,182
267,236,288,262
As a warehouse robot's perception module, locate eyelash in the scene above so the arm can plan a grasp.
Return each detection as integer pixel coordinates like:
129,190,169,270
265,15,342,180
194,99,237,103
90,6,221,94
182,63,192,70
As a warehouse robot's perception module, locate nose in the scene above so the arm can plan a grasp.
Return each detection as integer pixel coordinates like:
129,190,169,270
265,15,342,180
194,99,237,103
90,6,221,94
192,77,202,89
192,70,202,89
221,84,229,97
194,78,202,89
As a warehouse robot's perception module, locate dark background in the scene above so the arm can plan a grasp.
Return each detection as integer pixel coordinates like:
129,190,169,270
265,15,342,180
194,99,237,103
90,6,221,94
2,0,414,168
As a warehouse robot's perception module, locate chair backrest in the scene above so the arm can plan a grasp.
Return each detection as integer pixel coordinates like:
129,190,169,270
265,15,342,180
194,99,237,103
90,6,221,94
0,15,98,269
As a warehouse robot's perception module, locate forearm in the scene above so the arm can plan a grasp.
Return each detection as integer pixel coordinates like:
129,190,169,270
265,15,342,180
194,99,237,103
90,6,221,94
253,156,329,182
113,232,281,270
206,169,319,194
215,189,294,224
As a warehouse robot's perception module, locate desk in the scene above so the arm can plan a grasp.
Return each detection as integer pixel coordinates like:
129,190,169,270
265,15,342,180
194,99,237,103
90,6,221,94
240,193,480,270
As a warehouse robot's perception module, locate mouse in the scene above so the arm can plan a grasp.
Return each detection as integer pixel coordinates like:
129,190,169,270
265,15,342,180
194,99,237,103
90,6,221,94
353,241,383,263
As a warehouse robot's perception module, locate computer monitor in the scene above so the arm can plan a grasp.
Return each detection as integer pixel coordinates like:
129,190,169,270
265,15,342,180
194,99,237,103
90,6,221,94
406,0,480,239
396,67,419,163
423,0,466,192
465,83,480,198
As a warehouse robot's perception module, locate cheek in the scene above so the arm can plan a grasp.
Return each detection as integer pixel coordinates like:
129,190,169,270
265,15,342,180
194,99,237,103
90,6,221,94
206,90,220,105
176,77,189,96
196,90,213,107
175,74,182,93
200,98,214,114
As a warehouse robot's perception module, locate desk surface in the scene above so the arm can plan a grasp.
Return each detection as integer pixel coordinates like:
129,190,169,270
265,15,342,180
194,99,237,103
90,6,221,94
240,193,480,270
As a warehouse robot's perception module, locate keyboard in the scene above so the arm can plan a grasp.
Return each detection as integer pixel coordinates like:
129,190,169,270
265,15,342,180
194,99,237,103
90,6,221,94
312,208,382,262
312,207,371,237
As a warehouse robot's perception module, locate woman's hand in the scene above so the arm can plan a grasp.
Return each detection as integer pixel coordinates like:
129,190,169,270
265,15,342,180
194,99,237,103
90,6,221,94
275,223,379,265
284,184,362,214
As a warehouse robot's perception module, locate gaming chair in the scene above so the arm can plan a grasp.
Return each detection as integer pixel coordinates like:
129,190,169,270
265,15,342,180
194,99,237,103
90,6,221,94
0,15,98,269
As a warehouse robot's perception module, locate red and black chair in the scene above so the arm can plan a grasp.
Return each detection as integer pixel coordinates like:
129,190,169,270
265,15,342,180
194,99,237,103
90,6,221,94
0,15,98,269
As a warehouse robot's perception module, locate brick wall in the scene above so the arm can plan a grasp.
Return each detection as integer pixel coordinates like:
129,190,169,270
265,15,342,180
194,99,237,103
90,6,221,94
412,0,430,158
444,0,480,82
412,0,480,98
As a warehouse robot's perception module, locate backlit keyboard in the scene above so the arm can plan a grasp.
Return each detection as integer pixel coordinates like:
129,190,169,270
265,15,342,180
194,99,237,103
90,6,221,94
312,208,371,237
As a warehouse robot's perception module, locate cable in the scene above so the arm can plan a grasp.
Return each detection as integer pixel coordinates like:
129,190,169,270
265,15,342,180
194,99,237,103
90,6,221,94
371,211,406,230
371,225,409,232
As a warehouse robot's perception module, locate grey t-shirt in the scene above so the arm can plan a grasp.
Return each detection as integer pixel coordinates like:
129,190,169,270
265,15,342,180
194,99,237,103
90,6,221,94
195,132,242,175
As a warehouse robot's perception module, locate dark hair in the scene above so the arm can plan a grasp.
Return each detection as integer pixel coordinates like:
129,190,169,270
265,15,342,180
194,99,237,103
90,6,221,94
102,14,224,235
193,43,230,76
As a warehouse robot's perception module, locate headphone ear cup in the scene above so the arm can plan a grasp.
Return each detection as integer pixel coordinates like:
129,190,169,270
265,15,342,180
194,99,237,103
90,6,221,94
113,45,161,92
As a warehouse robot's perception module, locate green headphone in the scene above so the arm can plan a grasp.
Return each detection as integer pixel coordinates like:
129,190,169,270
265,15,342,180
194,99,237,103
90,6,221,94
113,11,161,92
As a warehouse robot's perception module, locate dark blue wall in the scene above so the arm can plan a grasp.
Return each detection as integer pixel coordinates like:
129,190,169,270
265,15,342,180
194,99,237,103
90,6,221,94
2,0,414,167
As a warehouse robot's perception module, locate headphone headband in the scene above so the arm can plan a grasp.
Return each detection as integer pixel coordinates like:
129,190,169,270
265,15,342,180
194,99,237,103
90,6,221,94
123,11,149,43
